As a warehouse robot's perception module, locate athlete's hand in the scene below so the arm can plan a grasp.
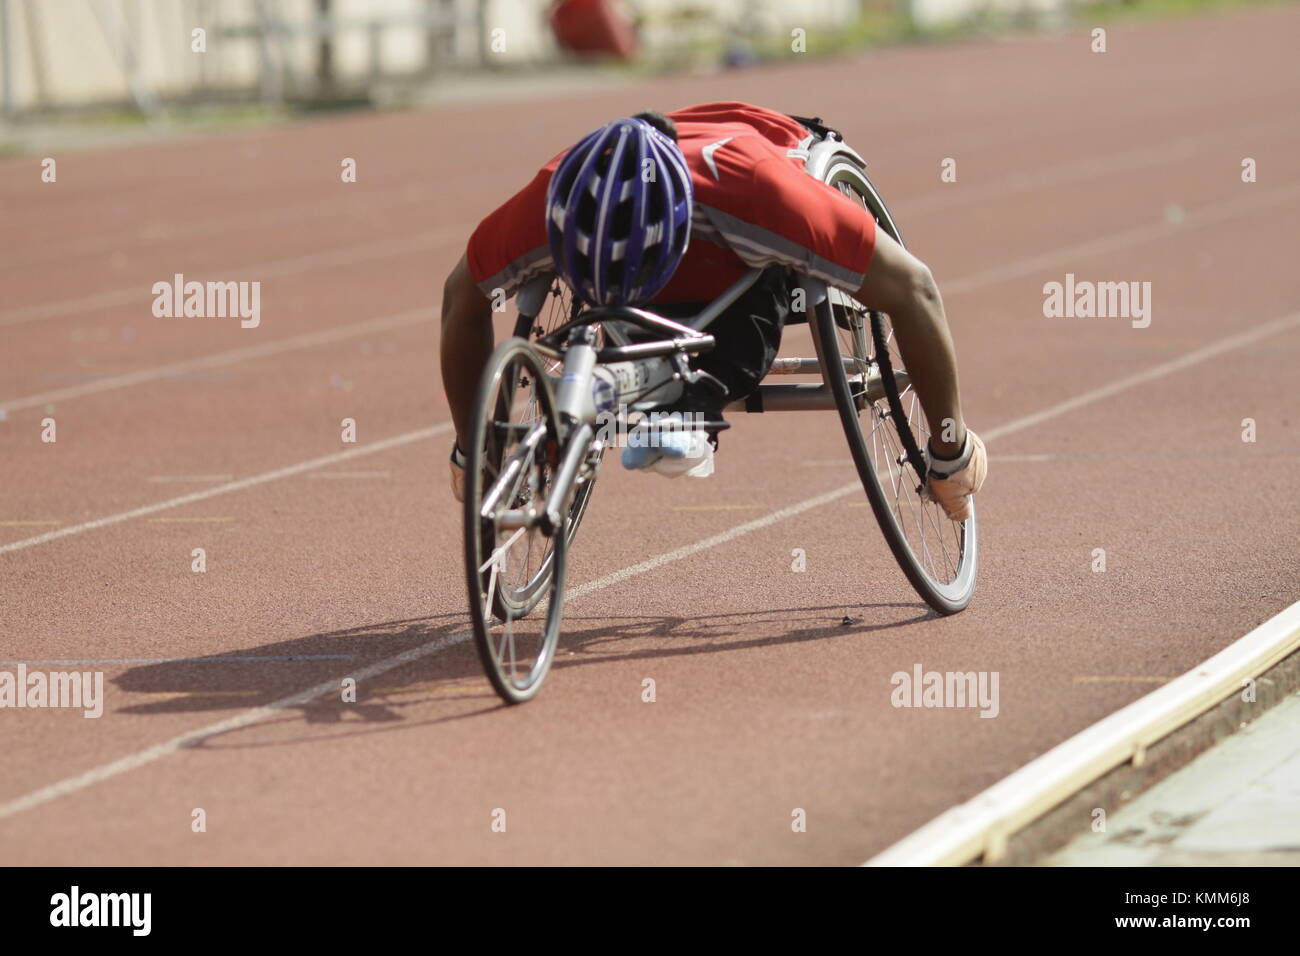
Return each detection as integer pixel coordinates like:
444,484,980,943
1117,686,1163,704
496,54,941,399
449,442,467,503
925,430,986,522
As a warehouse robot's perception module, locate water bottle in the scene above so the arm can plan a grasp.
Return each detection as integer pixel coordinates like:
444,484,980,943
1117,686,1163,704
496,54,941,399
591,357,682,413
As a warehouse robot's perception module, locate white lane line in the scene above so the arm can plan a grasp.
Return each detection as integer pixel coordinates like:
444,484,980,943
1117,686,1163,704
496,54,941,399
0,656,358,665
567,486,855,603
994,451,1300,463
669,504,762,512
0,229,456,329
0,306,433,414
146,516,232,524
307,471,392,480
4,305,1297,821
10,108,1286,278
0,485,851,823
3,176,1296,418
0,633,472,823
900,114,1298,217
146,474,235,483
943,179,1300,297
0,424,449,556
1072,676,1172,684
3,188,440,274
980,308,1300,443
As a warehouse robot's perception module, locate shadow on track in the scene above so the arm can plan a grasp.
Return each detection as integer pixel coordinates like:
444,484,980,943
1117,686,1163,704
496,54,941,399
109,600,934,747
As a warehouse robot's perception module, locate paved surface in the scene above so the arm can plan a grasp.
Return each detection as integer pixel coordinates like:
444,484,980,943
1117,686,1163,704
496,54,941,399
1,7,1298,865
1048,690,1300,865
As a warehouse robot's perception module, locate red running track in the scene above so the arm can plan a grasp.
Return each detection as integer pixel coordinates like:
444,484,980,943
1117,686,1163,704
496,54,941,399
1,7,1297,864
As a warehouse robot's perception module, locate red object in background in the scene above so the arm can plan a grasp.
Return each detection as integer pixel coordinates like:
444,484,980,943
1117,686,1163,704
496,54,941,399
549,0,637,59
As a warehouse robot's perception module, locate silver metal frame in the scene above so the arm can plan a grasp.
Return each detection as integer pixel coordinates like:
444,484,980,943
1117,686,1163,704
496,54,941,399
482,133,895,535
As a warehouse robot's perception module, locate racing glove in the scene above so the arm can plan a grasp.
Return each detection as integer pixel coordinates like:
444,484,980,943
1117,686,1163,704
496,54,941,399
925,429,987,522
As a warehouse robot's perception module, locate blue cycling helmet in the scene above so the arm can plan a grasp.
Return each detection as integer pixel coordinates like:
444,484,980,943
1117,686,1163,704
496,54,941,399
546,117,693,307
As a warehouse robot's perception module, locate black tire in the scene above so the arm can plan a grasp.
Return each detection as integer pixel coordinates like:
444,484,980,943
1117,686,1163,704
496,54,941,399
812,157,978,614
464,338,567,703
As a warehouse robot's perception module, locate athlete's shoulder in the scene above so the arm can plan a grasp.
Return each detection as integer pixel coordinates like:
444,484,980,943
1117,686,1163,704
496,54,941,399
467,163,554,291
667,101,809,146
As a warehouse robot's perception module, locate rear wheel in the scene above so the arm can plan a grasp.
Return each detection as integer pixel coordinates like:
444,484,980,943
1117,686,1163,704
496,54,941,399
812,159,978,614
464,339,567,703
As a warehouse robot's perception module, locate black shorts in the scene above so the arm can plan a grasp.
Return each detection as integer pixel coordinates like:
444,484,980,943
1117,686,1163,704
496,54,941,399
651,266,794,417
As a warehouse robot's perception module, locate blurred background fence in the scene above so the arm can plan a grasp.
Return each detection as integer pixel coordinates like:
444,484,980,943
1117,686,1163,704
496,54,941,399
0,0,1076,118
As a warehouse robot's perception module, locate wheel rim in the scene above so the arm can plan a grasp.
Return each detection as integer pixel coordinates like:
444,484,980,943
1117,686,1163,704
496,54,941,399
824,162,976,604
469,346,565,698
867,311,974,597
487,357,554,610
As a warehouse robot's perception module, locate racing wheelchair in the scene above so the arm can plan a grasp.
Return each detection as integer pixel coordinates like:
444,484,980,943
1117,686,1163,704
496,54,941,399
462,133,978,703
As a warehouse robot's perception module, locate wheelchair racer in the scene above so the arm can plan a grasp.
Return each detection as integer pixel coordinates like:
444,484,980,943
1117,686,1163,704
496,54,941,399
440,102,986,520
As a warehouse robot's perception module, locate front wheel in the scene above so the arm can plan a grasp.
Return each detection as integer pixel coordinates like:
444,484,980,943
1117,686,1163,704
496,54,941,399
463,339,568,703
505,277,600,611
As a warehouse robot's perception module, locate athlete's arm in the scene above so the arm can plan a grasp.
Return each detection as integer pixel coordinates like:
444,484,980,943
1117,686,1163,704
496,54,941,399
854,229,985,520
440,253,494,450
854,230,966,456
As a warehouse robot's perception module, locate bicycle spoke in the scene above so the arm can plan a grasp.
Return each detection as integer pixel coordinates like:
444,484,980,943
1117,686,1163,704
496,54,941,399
466,340,568,703
839,283,969,591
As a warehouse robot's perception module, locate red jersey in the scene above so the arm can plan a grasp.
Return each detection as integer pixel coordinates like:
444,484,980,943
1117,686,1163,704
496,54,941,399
467,102,876,303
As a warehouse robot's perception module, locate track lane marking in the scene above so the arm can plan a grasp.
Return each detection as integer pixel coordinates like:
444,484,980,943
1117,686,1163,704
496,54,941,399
942,179,1300,297
3,306,1298,820
898,113,1300,216
1073,676,1172,684
146,517,233,523
0,306,433,414
3,178,1297,417
4,306,1297,557
7,108,1289,281
0,229,457,329
1,189,442,275
0,657,357,665
979,309,1300,443
307,471,392,480
670,504,762,512
0,424,449,556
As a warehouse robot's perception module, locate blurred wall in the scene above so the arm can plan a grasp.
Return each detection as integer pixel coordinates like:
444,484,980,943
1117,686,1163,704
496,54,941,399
0,0,1062,115
0,0,483,112
908,0,1068,27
